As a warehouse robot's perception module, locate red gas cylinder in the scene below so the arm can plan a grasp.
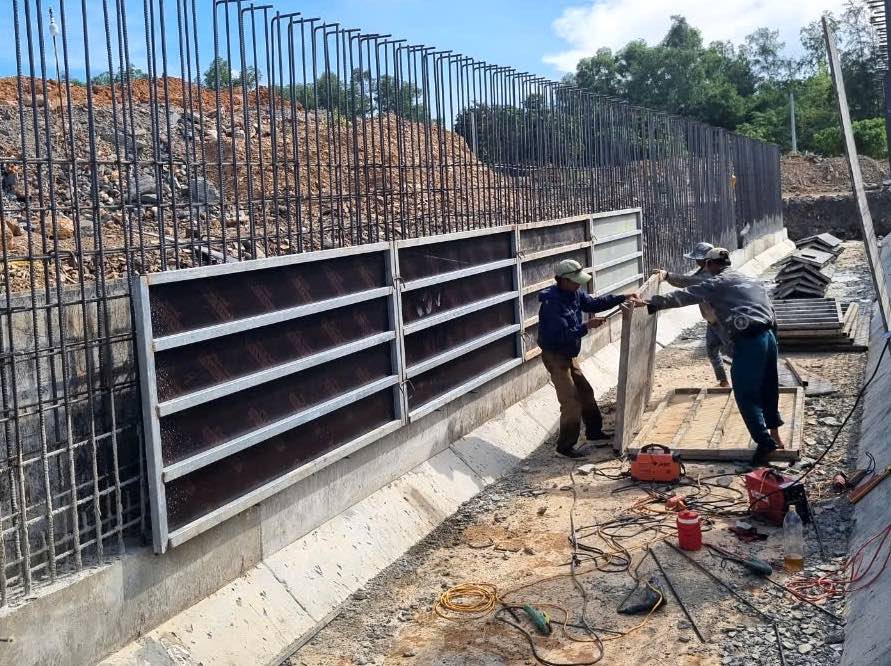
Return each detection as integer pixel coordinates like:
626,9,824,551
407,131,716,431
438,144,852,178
676,510,702,551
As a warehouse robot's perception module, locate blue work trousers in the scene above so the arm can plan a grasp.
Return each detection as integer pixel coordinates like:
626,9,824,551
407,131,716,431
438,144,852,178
730,330,782,452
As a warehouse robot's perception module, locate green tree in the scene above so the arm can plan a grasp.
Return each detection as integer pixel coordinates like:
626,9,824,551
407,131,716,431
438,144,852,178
236,65,261,88
203,57,231,90
571,48,620,97
813,117,888,158
91,64,147,85
566,3,882,155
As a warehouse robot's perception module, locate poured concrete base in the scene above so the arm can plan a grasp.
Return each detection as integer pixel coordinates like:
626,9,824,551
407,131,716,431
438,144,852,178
2,230,794,666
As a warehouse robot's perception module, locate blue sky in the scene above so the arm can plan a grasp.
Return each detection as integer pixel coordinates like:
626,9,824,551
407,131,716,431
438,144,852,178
1,0,848,82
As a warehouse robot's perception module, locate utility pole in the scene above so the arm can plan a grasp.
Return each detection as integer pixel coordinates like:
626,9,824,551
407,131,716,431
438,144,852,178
884,0,891,173
789,90,798,153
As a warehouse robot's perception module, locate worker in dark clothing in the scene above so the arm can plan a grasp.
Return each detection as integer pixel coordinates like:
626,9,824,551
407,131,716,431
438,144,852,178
635,248,784,467
653,241,731,386
537,259,641,458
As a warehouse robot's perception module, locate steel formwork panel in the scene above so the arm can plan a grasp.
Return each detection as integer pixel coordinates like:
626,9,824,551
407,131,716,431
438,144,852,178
132,245,402,553
592,211,643,299
517,213,641,359
130,210,647,554
395,226,524,420
0,0,786,600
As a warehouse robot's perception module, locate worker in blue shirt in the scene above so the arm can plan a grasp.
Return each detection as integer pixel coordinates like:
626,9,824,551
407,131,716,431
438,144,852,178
537,259,641,458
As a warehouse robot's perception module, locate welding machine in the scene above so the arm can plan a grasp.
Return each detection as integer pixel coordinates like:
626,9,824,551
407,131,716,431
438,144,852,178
629,444,683,483
744,468,811,526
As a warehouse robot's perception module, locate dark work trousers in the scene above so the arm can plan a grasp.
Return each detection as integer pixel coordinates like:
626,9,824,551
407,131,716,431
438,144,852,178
541,351,603,451
706,324,729,384
730,330,782,457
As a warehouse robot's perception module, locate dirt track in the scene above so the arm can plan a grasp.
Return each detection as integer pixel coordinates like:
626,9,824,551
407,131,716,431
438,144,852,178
287,244,870,666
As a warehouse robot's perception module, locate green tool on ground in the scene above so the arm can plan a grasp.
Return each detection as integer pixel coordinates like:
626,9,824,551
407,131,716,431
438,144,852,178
707,543,773,577
522,604,552,635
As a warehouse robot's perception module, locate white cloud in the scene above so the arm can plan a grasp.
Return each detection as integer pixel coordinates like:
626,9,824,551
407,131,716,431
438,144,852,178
544,0,849,72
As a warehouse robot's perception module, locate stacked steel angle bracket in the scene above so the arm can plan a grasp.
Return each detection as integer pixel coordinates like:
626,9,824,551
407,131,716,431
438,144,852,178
773,233,843,299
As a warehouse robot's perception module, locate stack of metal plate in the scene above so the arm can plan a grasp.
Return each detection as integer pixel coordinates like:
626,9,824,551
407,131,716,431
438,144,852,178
795,232,844,255
772,298,867,351
774,247,836,299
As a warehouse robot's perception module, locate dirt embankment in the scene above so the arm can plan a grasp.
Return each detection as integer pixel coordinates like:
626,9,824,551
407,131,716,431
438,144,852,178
781,153,888,198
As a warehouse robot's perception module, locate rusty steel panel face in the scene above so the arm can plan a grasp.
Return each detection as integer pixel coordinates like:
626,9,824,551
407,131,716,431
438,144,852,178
520,220,588,252
524,322,541,356
523,293,542,321
398,232,513,281
408,337,517,409
404,302,516,366
397,227,523,418
132,245,402,553
166,392,395,532
160,344,393,465
151,253,389,337
401,268,515,324
155,300,391,402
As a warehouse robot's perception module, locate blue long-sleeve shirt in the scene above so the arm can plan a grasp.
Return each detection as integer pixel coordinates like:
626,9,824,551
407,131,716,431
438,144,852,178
536,285,626,358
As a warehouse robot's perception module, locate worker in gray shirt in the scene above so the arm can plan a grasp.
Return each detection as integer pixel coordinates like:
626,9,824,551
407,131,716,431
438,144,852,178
653,242,730,386
635,247,784,467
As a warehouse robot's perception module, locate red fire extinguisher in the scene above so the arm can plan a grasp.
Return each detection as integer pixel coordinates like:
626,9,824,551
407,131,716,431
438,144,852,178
677,510,702,551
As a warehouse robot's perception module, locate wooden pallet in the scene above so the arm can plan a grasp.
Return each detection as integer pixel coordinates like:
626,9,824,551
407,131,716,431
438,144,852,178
628,387,804,461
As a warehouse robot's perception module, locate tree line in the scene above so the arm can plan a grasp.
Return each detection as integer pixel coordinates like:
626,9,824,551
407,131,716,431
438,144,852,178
563,3,887,157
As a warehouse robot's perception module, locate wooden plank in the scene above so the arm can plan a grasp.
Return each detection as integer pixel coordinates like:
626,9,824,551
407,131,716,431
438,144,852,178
824,21,891,334
613,273,660,453
631,393,672,445
853,305,872,349
630,387,802,461
781,358,834,395
790,387,806,453
706,390,738,451
783,358,808,387
842,302,860,337
777,322,844,331
670,389,707,447
776,328,849,338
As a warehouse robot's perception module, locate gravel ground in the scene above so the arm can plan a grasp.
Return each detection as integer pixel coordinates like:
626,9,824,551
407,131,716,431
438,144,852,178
287,243,872,666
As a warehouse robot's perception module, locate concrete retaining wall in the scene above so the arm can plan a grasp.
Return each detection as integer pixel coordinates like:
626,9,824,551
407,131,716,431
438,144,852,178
841,239,891,666
0,230,794,666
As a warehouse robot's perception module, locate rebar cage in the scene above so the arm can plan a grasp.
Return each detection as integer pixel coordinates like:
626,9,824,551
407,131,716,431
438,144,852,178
0,0,783,605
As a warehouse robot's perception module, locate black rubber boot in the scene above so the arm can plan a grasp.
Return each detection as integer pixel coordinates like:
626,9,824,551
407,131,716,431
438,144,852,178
586,430,613,447
750,441,777,468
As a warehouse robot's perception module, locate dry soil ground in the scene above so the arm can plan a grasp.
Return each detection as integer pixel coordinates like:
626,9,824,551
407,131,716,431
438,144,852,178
287,243,871,666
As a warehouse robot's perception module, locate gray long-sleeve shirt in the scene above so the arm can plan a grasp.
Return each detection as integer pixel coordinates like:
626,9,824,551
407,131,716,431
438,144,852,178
665,269,731,382
648,268,775,338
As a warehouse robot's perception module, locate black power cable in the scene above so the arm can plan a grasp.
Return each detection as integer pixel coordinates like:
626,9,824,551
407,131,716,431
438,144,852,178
746,338,890,511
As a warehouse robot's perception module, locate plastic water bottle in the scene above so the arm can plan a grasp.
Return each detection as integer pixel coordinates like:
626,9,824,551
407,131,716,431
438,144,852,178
783,505,804,573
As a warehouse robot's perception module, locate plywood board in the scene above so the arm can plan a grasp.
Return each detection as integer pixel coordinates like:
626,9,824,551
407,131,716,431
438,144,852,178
613,273,660,452
629,387,804,461
824,21,891,334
